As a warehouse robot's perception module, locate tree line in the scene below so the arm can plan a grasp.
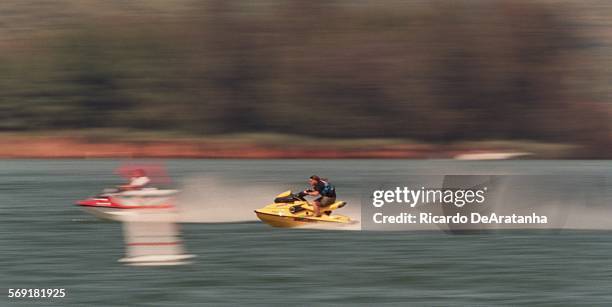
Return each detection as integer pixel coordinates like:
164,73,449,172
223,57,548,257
0,1,609,155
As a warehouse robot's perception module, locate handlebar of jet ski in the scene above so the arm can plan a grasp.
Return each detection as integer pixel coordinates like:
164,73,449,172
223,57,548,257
296,191,309,198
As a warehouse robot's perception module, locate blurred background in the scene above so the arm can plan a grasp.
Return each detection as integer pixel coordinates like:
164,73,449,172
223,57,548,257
0,0,610,158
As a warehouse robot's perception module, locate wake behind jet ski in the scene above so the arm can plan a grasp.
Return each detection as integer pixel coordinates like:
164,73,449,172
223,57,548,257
255,190,352,227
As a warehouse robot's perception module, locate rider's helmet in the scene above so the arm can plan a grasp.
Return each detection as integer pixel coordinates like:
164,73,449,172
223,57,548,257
132,168,146,177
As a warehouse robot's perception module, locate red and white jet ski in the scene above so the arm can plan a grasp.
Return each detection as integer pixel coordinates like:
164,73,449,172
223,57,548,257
76,188,178,221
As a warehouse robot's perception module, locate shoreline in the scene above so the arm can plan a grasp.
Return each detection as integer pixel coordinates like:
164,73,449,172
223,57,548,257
0,135,578,159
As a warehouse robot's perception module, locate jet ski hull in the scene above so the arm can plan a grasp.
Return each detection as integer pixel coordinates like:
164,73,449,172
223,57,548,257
254,197,352,228
255,210,351,227
80,206,127,221
76,189,176,221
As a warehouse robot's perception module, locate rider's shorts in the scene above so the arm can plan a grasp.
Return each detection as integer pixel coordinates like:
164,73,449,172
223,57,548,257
316,196,336,207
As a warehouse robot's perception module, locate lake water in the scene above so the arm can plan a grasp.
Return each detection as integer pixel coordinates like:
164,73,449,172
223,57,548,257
1,159,611,306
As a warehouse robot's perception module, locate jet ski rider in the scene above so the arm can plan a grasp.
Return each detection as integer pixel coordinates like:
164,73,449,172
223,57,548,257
304,175,336,217
119,169,151,191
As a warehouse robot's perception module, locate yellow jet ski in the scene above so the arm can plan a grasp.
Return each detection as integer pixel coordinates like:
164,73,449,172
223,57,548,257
255,191,352,227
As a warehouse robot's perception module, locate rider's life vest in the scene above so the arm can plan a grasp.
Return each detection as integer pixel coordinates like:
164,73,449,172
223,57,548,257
320,180,336,197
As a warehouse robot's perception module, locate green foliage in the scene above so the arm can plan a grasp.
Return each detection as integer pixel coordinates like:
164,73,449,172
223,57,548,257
0,1,609,153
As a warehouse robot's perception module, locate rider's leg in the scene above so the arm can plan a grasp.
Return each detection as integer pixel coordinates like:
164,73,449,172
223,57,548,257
313,200,321,217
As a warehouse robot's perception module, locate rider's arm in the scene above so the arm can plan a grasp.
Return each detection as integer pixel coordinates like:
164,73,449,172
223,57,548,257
120,177,150,190
130,176,150,187
304,189,320,196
